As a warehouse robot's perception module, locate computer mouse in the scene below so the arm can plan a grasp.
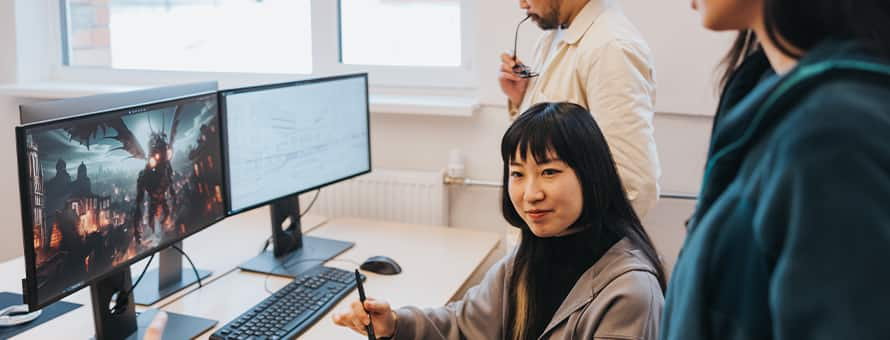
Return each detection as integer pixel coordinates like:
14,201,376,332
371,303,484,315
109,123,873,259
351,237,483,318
360,256,402,275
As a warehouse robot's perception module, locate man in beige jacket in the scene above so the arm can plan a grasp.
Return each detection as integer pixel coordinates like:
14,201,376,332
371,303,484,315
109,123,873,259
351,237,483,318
500,0,661,218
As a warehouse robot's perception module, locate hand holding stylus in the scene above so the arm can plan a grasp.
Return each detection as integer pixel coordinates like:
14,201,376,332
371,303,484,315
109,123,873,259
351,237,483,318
333,298,397,338
331,272,397,339
355,270,376,340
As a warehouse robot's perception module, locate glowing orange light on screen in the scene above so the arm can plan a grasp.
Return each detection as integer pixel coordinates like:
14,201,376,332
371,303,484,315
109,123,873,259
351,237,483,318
50,225,61,249
33,225,41,249
99,211,110,227
79,210,98,235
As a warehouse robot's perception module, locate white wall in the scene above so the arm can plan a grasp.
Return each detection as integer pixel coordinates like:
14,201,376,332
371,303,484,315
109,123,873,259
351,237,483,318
0,0,20,262
0,0,725,267
622,0,732,114
0,97,24,262
0,0,17,84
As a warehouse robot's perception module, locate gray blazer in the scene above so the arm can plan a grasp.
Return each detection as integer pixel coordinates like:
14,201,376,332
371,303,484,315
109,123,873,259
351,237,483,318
391,238,663,340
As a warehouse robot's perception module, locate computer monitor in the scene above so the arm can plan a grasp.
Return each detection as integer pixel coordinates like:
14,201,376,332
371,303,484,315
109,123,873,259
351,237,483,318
16,92,226,339
19,83,220,307
219,73,370,277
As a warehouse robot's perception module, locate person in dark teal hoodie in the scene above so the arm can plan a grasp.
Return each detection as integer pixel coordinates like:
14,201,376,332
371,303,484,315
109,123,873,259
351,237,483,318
661,0,890,339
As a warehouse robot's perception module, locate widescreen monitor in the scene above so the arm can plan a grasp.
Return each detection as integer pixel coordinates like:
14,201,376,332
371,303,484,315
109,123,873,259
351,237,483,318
17,92,226,310
221,73,370,214
219,73,370,277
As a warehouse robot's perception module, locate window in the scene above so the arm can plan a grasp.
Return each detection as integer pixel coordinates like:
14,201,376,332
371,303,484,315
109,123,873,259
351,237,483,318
64,0,312,74
58,0,473,87
339,0,462,67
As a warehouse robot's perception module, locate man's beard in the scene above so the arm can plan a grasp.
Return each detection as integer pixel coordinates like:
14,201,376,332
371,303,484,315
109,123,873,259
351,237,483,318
531,5,561,30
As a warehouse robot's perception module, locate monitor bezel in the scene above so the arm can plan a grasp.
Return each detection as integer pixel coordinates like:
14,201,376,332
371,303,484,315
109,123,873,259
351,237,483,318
19,81,218,125
16,92,228,310
219,73,372,216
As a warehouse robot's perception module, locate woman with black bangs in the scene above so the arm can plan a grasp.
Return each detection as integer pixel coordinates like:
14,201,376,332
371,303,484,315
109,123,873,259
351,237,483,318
661,0,890,339
331,102,666,340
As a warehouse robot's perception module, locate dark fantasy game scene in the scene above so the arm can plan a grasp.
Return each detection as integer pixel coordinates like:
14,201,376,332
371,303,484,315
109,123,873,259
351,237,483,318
21,95,225,302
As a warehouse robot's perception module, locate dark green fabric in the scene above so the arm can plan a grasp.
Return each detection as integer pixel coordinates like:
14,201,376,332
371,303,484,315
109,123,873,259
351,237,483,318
661,40,890,340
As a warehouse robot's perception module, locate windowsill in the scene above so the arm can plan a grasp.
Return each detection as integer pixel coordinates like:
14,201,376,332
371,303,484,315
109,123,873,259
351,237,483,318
0,81,481,117
0,81,146,99
370,94,478,117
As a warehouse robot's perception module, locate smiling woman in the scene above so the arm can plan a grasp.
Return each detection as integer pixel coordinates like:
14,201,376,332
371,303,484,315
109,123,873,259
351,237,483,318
500,102,667,340
506,150,583,238
328,102,666,340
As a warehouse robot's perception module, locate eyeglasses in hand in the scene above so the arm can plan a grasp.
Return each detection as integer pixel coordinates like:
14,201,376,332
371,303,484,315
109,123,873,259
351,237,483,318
512,15,539,79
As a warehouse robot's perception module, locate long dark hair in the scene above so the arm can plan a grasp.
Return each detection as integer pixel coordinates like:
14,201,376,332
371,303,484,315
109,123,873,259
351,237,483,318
719,0,890,87
500,103,667,340
718,30,758,88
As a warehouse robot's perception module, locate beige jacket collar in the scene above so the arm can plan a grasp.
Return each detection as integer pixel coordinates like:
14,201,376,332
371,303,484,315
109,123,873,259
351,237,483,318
538,238,658,338
562,0,612,46
532,0,613,92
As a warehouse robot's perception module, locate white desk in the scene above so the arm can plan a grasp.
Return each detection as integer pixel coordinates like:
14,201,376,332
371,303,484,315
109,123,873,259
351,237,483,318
2,216,501,339
164,218,502,339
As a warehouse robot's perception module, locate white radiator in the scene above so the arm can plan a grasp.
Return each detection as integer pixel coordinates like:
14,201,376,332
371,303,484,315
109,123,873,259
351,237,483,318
307,169,449,226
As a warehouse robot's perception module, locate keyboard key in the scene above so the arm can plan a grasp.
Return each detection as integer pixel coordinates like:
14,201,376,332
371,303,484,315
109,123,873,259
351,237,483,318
280,311,312,332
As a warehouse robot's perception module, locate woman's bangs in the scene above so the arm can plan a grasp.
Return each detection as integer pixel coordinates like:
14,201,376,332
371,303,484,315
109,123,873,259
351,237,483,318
502,115,558,164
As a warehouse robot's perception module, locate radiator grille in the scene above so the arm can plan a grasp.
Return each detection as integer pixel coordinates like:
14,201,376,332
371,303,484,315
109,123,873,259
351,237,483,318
308,169,448,226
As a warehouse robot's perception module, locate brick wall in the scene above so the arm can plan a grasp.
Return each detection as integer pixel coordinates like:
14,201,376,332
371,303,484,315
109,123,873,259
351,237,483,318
66,0,111,67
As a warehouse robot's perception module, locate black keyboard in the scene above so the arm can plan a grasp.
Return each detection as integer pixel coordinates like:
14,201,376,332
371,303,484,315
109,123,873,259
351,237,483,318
210,266,359,340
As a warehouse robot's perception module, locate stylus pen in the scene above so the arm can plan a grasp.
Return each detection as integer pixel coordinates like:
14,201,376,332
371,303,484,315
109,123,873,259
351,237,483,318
355,269,376,340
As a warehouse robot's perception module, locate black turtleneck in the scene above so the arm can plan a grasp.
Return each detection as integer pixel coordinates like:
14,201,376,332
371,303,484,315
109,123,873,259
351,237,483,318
526,226,621,339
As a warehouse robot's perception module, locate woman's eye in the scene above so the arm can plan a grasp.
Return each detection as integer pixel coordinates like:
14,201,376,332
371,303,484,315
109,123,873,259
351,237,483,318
542,169,560,176
510,171,523,178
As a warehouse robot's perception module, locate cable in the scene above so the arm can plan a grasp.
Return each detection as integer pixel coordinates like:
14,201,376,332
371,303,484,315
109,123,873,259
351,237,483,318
261,237,272,254
299,189,321,217
262,257,362,294
124,252,155,297
171,244,203,288
260,189,323,253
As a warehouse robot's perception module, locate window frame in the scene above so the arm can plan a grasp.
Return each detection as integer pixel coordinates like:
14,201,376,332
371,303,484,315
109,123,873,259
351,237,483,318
48,0,478,90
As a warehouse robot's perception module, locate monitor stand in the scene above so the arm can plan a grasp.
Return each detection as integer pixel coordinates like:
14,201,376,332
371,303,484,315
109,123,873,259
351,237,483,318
239,196,354,278
90,266,216,340
132,242,211,306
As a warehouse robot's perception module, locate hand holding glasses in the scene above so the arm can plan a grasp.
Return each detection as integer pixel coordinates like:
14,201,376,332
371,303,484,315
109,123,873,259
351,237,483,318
512,15,539,79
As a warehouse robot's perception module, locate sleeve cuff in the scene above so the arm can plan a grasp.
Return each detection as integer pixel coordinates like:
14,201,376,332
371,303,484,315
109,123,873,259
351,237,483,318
508,100,520,118
390,307,417,340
